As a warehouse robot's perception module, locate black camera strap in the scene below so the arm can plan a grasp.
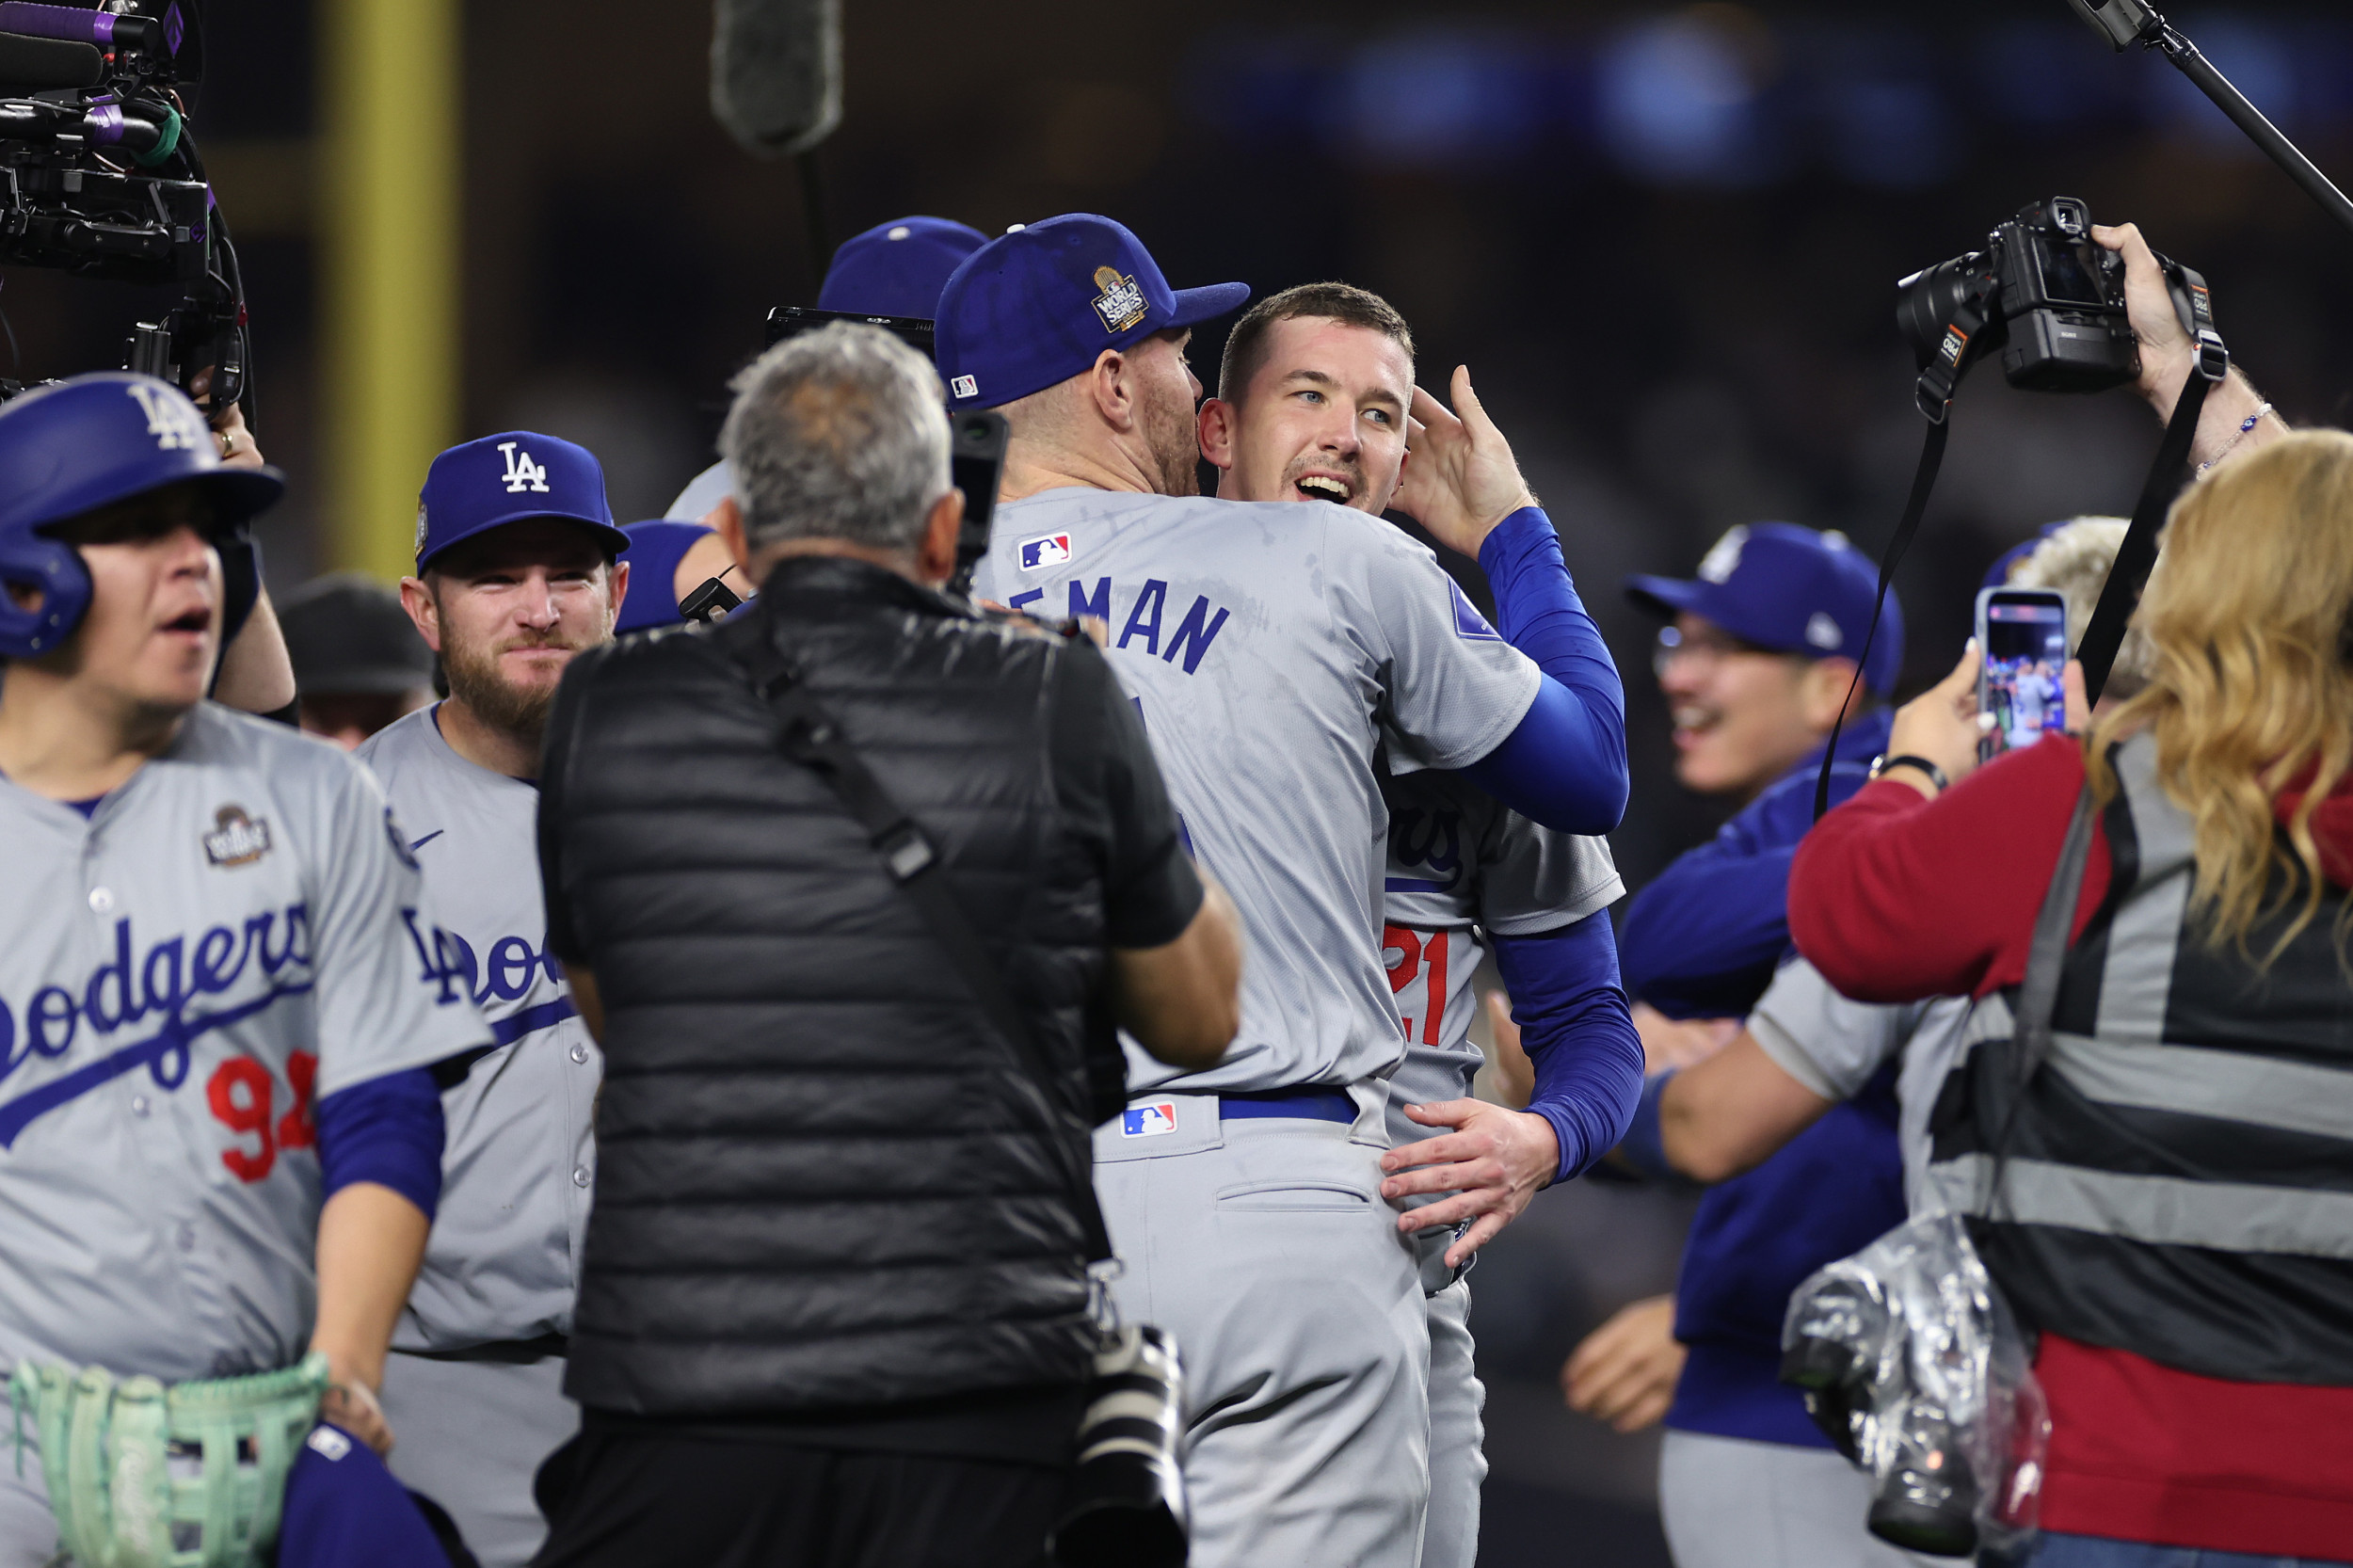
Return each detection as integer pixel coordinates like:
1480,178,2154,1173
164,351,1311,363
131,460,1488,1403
719,610,1116,1266
2074,331,2227,703
1814,298,2228,821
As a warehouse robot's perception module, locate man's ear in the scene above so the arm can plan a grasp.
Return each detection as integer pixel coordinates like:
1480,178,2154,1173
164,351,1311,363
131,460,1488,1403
1086,347,1134,433
714,497,751,578
1198,398,1238,472
605,558,630,629
1801,655,1867,730
918,488,968,587
396,576,443,655
1383,444,1412,512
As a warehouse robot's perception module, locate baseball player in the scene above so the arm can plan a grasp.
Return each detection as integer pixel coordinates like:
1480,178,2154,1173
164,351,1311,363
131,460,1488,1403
0,373,487,1565
949,215,1629,1567
664,215,988,529
1199,280,1646,1568
358,433,630,1568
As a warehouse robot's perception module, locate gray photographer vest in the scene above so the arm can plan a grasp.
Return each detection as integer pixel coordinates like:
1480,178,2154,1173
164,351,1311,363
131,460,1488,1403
1922,731,2353,1385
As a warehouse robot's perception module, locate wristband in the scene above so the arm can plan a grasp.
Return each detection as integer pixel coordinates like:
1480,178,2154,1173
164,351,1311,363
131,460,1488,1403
1868,753,1948,792
1617,1068,1680,1183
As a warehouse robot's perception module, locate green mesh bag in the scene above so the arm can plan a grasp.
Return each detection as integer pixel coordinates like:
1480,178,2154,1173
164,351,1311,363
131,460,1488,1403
8,1352,328,1568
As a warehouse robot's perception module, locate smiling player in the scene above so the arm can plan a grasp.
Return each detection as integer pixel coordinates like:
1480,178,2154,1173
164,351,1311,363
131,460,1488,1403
359,433,631,1567
1200,282,1645,1568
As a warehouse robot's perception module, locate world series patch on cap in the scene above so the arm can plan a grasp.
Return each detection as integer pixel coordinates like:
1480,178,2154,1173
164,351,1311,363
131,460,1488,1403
934,213,1250,411
413,431,631,570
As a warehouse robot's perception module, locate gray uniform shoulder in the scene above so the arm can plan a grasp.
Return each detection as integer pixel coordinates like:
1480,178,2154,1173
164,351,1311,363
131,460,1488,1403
185,703,381,808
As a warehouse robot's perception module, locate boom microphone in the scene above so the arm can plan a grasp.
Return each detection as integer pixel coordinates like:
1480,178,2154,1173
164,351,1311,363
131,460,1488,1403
711,0,840,158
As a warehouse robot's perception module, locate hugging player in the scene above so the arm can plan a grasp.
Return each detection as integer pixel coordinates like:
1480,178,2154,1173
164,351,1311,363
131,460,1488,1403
1196,280,1644,1568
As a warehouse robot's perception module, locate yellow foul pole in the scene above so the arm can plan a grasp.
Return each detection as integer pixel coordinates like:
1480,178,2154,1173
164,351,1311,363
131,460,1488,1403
319,0,460,580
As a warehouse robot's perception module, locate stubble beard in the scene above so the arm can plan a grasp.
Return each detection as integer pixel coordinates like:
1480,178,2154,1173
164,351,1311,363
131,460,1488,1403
1145,382,1202,499
440,633,580,747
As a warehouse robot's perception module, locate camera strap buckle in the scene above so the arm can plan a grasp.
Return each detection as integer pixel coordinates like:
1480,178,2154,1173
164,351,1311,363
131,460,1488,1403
2191,326,2229,383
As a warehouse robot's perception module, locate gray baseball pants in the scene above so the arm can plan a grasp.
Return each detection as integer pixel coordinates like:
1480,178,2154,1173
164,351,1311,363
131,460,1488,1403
0,1443,55,1568
379,1347,578,1568
1418,1278,1485,1568
1659,1429,1960,1568
1093,1094,1432,1568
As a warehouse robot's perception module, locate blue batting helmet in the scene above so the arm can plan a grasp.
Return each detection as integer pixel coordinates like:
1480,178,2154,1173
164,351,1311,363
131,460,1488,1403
0,373,283,658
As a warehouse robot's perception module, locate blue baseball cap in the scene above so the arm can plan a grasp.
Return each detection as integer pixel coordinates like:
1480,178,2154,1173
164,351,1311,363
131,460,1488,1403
414,432,629,571
1626,521,1904,696
817,216,987,319
0,372,284,536
934,214,1250,411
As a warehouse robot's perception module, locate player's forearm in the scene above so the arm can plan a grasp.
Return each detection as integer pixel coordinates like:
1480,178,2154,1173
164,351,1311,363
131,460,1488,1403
1493,916,1644,1182
212,584,298,717
312,1181,430,1393
1458,510,1628,834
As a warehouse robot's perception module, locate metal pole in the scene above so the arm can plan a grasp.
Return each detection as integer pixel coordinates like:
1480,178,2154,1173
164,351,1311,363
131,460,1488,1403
319,0,461,581
2157,27,2353,240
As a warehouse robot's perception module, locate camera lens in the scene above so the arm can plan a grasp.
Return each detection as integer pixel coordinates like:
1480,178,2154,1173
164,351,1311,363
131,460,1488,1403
1896,253,1990,369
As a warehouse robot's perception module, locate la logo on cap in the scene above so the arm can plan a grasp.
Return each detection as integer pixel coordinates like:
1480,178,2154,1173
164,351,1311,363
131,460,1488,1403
1698,525,1748,584
498,440,551,495
1092,265,1147,334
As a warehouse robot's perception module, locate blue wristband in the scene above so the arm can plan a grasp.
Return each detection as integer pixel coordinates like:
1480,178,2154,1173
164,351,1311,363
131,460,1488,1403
1617,1068,1680,1183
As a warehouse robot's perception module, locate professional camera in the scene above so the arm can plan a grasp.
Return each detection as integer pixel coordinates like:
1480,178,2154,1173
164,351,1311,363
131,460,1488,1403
1781,1215,2049,1558
1898,198,2142,397
0,0,249,407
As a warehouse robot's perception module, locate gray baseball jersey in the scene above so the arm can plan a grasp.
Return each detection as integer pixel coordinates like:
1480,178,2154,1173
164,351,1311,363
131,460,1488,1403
1380,767,1624,1135
972,489,1542,1095
1745,957,1973,1211
0,704,487,1384
356,706,599,1350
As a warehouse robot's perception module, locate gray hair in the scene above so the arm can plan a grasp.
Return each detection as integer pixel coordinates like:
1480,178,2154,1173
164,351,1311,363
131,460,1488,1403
719,322,952,554
2008,516,2155,697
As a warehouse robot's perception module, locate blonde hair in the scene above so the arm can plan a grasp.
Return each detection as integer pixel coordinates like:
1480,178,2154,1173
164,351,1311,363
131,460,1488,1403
2007,517,2154,697
2088,430,2353,963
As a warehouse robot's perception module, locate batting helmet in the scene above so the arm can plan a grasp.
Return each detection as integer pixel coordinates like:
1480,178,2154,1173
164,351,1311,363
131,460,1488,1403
0,373,284,659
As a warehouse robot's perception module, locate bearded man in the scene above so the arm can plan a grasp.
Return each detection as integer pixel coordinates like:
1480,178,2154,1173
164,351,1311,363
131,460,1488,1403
356,431,631,1568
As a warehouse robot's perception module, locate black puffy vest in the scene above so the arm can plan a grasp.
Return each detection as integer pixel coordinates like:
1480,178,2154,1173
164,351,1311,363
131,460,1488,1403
542,557,1114,1416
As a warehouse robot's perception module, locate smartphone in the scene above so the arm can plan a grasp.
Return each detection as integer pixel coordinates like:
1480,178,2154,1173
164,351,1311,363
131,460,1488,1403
1976,586,2072,760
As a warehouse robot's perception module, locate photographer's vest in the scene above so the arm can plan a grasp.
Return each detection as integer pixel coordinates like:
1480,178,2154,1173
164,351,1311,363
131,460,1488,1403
1922,732,2353,1386
542,557,1117,1418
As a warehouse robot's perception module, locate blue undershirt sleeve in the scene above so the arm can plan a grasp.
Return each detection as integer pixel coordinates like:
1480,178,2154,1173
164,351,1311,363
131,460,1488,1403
1456,508,1630,836
314,1068,445,1222
1491,911,1645,1183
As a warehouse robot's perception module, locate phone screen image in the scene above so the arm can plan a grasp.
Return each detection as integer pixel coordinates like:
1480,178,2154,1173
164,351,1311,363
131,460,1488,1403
1980,593,2071,756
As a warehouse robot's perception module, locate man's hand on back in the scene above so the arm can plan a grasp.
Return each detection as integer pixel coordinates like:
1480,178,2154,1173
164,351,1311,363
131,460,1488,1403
1391,365,1537,558
1380,1097,1559,1269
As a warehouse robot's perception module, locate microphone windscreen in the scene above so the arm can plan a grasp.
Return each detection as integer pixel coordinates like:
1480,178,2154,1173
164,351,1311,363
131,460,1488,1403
0,30,102,88
711,0,840,158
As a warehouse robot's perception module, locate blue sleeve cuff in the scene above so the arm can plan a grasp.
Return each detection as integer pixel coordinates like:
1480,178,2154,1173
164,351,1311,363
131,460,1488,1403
315,1068,445,1222
1492,913,1647,1183
1617,1069,1680,1183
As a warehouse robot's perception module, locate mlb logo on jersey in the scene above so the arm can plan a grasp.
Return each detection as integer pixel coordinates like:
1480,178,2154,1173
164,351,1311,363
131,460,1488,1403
1018,533,1073,572
1121,1101,1177,1138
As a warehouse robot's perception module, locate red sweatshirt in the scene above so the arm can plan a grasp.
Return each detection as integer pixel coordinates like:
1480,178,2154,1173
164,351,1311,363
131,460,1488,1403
1789,735,2353,1560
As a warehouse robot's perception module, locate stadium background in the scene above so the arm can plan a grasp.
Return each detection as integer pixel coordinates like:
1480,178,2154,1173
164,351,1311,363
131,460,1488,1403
15,2,2351,1560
